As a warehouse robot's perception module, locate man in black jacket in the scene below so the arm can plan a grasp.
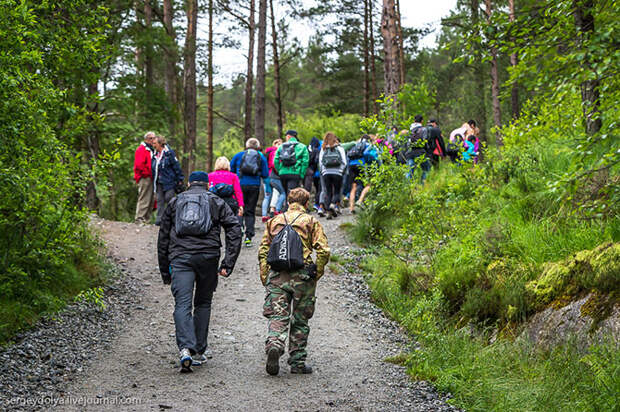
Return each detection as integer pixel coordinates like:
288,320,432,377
157,171,242,373
427,119,447,168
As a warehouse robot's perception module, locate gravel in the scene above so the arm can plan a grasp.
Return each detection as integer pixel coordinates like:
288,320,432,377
0,215,460,411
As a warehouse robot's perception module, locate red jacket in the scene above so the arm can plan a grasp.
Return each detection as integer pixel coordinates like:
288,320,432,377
134,142,154,183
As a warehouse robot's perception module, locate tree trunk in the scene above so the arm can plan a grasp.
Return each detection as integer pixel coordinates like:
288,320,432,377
508,0,519,119
206,0,214,172
163,0,179,140
485,0,502,146
144,0,154,97
244,0,255,141
369,0,378,113
270,0,283,140
381,0,400,97
86,81,101,211
254,0,267,148
573,0,601,135
363,0,370,117
183,0,198,177
470,0,487,142
395,0,405,84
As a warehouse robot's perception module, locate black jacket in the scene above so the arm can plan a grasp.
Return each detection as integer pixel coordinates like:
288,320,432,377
427,126,446,157
157,184,242,275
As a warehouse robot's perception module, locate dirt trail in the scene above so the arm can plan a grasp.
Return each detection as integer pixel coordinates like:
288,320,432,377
59,216,455,411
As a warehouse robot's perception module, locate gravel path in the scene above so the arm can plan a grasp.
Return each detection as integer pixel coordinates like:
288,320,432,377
1,215,458,411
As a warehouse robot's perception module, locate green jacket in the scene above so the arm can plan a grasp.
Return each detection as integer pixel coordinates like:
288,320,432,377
341,141,356,152
274,137,309,178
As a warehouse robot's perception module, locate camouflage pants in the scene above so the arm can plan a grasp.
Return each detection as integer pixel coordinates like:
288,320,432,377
263,269,317,367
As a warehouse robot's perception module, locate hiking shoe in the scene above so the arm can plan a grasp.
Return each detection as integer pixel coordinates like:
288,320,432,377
266,347,280,376
179,348,193,373
313,204,319,212
192,353,207,366
290,364,313,374
326,213,333,220
204,347,213,359
261,216,269,223
244,238,252,247
333,205,341,215
317,207,326,217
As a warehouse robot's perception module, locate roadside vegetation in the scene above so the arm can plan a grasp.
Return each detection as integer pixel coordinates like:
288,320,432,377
351,88,619,410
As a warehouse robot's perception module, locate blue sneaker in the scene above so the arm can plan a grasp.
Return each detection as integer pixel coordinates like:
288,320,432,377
180,348,193,373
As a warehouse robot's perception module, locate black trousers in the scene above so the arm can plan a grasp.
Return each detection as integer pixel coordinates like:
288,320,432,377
170,254,219,355
321,174,342,207
241,185,260,239
280,174,301,197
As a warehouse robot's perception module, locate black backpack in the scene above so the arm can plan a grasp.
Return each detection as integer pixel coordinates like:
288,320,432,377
279,142,297,166
267,213,305,271
209,183,234,198
175,191,212,237
322,147,342,167
240,149,261,176
347,141,366,160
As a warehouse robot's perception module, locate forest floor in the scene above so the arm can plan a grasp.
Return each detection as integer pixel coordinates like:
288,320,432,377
2,215,458,411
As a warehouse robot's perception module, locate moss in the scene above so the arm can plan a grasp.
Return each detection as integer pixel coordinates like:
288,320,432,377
526,242,620,309
580,291,618,332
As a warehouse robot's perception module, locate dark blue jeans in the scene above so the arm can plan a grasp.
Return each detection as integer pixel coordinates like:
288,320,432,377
170,254,219,355
407,157,431,184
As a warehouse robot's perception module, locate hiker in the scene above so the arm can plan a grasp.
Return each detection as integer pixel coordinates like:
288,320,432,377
347,135,371,214
263,139,285,222
446,134,463,163
134,131,156,223
274,130,309,200
353,135,381,211
259,188,330,376
230,138,270,247
208,156,244,217
317,132,346,219
157,171,242,373
406,115,431,183
152,135,184,226
462,135,477,163
340,138,357,206
427,119,446,168
305,137,322,211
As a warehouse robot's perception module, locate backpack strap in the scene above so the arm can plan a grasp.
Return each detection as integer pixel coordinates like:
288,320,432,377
283,212,303,226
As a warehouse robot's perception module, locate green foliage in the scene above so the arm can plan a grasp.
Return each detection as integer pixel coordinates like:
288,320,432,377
356,89,618,325
284,112,363,143
0,1,107,342
364,253,620,411
74,287,106,312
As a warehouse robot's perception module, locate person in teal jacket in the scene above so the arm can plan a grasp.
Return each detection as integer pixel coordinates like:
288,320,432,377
274,130,309,199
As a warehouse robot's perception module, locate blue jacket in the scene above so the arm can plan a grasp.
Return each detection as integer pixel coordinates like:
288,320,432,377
152,145,184,191
230,150,269,186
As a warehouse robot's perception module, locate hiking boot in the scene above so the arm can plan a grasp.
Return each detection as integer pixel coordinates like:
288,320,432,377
317,207,326,217
179,348,193,373
266,347,280,376
244,237,252,247
290,363,313,374
192,353,207,366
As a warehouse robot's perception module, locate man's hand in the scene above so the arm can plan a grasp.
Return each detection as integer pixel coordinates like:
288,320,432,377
161,272,171,285
238,206,244,217
218,268,229,277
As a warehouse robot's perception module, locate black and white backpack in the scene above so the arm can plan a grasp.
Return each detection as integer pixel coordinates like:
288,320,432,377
267,214,305,271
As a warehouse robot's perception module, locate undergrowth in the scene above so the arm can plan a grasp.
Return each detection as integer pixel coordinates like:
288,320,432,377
353,91,620,410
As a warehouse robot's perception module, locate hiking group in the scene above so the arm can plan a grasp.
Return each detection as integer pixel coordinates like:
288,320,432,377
133,116,479,375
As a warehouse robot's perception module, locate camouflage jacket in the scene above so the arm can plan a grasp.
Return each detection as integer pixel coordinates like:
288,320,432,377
258,203,330,284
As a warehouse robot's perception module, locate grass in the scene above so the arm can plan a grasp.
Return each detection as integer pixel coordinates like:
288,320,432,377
364,254,620,411
0,251,108,345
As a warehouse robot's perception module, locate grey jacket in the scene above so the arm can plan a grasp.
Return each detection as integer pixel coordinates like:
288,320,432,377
318,145,347,176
